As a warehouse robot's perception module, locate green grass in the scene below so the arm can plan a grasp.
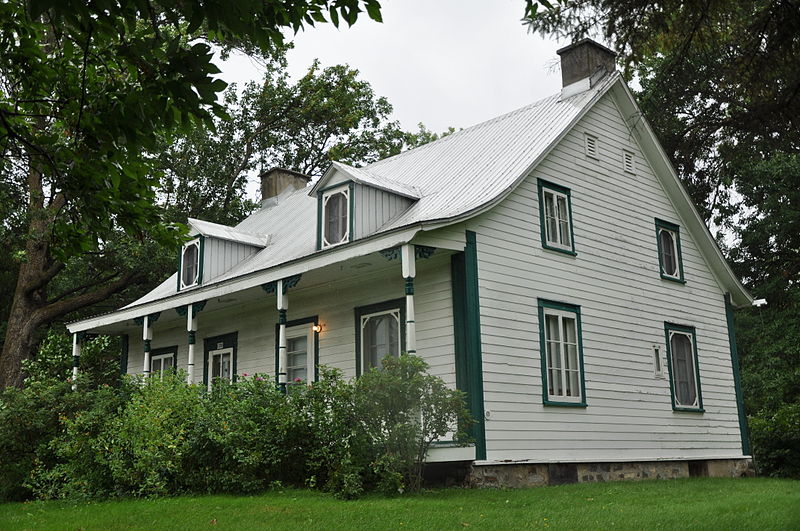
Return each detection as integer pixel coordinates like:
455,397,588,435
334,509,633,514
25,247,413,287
1,478,798,530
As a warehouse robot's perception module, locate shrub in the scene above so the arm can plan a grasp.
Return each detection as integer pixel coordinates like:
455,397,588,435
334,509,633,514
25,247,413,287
2,353,470,501
103,373,202,497
354,355,472,494
750,402,800,478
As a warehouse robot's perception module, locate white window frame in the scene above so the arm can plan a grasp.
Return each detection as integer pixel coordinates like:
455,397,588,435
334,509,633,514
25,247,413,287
666,328,702,410
179,238,201,290
541,305,584,405
321,186,350,249
286,324,315,384
656,220,684,282
542,188,573,251
360,308,402,371
585,133,598,158
208,347,234,391
150,352,175,380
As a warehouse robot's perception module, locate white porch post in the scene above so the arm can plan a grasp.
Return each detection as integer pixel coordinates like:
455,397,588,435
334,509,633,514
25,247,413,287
187,304,197,384
277,279,288,392
401,244,417,354
142,315,152,375
71,333,81,391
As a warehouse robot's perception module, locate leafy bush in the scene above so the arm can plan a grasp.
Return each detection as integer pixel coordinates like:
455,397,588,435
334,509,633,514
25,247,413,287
354,355,472,494
749,402,800,479
1,354,470,501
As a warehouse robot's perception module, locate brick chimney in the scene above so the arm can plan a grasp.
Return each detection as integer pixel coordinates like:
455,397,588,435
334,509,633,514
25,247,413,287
556,38,617,97
260,167,311,204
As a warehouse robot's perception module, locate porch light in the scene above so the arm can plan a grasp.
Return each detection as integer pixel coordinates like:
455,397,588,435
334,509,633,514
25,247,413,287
312,324,322,333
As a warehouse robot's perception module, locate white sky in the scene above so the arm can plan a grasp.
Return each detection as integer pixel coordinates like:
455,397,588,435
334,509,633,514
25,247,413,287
219,0,568,134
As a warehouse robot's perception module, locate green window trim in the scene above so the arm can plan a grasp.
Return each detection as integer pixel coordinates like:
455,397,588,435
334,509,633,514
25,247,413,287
149,345,179,377
274,315,320,384
316,181,355,251
538,298,587,407
655,218,686,284
537,178,577,256
202,332,238,389
177,235,204,292
664,322,704,413
354,298,406,377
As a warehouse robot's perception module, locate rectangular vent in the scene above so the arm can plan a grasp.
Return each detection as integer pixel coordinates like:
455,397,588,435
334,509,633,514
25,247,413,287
623,150,635,173
585,134,598,158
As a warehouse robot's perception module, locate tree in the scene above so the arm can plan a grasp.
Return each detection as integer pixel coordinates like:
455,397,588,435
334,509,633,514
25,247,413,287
0,0,383,387
157,56,410,225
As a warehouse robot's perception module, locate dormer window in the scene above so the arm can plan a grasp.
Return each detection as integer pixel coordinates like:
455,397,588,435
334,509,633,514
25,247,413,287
319,184,352,249
179,238,202,290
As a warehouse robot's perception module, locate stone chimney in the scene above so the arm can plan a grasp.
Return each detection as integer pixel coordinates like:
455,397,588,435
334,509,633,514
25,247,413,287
556,38,617,98
260,167,311,204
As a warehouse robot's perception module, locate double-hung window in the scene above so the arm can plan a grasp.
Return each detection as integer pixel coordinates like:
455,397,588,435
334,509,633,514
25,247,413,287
179,237,202,290
664,323,703,412
208,347,233,390
655,219,685,282
355,300,404,374
319,184,352,249
150,348,177,380
537,179,576,255
283,320,317,384
538,299,586,406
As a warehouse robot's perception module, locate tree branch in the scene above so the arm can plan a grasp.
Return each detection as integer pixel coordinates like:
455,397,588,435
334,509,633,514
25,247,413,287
36,271,140,324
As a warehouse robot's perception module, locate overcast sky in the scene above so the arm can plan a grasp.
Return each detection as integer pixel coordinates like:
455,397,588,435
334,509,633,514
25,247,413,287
219,0,569,134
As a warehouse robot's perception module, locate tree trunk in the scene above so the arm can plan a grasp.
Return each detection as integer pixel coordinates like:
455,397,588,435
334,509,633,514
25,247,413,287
0,263,46,387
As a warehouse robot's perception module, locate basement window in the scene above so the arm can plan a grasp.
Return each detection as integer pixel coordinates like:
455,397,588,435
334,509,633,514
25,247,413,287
179,238,202,290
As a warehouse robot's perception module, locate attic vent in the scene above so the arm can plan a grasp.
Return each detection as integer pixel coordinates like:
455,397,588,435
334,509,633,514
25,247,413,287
623,150,635,173
585,133,598,158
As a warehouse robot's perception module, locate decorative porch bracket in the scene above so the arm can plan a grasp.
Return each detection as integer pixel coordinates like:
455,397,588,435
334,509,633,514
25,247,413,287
262,274,302,295
379,245,435,261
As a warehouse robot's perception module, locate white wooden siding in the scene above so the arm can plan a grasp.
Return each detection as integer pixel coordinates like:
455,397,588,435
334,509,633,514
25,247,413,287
353,183,413,239
202,238,258,283
464,91,743,462
126,251,456,388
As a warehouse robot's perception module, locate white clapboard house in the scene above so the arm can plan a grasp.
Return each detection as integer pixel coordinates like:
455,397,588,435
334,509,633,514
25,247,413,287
68,40,754,484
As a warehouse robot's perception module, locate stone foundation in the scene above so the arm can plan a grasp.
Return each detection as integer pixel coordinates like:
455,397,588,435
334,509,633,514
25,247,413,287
466,458,754,488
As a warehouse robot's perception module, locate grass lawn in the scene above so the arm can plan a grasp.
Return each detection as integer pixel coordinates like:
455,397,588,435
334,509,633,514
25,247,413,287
1,477,798,530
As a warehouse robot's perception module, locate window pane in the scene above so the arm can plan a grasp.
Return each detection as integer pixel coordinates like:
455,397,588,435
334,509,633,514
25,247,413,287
660,230,677,276
556,196,570,245
325,192,348,244
182,244,197,286
363,311,400,369
671,333,696,406
163,356,174,370
212,354,220,379
544,192,558,243
221,353,231,381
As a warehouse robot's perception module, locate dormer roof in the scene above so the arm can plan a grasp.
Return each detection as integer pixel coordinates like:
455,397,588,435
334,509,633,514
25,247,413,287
188,218,270,248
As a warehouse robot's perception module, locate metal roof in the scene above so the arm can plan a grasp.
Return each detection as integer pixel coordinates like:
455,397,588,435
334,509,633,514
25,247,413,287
124,75,617,308
188,218,270,247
